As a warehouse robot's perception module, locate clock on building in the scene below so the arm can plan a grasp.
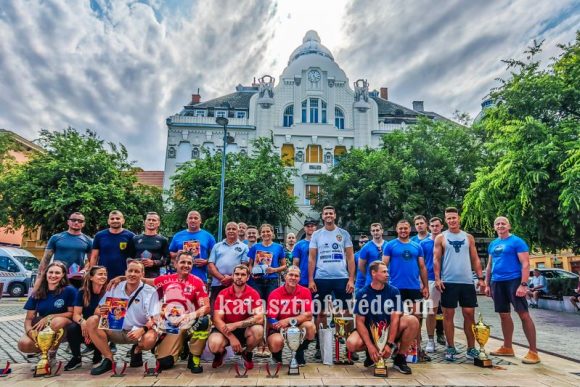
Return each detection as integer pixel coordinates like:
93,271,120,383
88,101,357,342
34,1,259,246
308,69,321,83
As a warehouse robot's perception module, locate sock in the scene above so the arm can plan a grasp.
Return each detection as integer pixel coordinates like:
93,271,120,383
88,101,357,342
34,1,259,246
298,339,312,352
272,351,282,363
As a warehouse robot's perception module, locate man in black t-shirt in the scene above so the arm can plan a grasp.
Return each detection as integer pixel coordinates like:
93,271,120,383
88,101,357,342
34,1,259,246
130,212,169,278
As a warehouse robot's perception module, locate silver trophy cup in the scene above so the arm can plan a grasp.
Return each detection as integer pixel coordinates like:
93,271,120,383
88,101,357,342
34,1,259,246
282,318,306,375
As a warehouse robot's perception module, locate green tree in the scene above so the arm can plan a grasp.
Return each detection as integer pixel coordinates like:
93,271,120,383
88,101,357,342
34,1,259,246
316,118,484,230
463,34,580,252
167,138,299,235
0,128,163,238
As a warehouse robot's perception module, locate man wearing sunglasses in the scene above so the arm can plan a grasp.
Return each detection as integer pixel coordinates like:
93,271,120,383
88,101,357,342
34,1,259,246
33,212,93,291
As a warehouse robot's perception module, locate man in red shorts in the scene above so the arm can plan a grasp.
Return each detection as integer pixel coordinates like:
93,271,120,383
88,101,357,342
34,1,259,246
266,266,315,365
208,265,264,369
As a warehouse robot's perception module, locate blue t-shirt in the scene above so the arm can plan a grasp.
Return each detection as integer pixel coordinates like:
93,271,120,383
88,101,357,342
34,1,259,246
383,239,423,290
354,284,401,327
359,241,387,287
92,229,135,279
169,229,216,283
46,231,92,269
24,285,77,318
488,235,529,282
249,242,285,280
292,239,311,286
411,233,430,244
419,237,436,281
74,289,103,319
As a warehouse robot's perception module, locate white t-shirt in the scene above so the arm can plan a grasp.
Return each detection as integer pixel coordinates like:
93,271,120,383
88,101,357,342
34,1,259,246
99,281,158,331
309,227,353,279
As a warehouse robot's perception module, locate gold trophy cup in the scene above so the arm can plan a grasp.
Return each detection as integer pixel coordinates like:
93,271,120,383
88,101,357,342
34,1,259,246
472,313,492,368
333,314,354,365
370,321,389,377
30,319,65,377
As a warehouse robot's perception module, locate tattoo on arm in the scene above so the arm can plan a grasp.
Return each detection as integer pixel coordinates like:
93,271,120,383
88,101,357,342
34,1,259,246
40,250,54,271
239,316,256,328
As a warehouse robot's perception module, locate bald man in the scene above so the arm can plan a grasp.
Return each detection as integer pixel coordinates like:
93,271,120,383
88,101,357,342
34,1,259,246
484,216,540,364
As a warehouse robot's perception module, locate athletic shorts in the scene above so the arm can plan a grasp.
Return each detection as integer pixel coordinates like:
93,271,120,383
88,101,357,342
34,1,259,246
399,288,423,302
491,278,528,313
313,278,352,307
441,283,478,308
211,327,247,348
428,280,441,308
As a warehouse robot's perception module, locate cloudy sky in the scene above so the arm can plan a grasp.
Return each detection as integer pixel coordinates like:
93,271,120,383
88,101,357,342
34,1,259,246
0,0,578,169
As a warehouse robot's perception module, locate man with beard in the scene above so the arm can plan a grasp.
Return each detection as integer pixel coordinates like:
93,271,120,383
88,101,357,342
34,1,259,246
130,212,169,278
208,265,264,369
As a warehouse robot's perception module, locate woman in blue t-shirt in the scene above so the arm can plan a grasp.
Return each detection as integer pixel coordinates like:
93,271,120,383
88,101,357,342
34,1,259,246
18,261,76,356
64,265,108,371
249,224,287,300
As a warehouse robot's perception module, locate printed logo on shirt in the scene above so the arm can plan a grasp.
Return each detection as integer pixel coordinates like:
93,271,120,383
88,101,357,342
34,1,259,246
255,251,273,266
336,234,343,242
492,244,505,256
54,299,65,308
183,241,201,258
119,242,127,250
403,249,412,260
447,239,465,253
235,246,243,252
332,243,339,249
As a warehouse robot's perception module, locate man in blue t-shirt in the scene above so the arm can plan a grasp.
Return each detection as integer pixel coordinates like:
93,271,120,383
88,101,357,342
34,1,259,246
292,219,318,287
354,234,370,293
88,210,135,280
358,223,387,290
34,212,92,291
346,261,418,375
411,215,430,244
169,210,216,283
484,216,540,364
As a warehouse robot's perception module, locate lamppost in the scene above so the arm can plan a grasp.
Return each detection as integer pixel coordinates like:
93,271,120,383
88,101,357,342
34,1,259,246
215,116,229,241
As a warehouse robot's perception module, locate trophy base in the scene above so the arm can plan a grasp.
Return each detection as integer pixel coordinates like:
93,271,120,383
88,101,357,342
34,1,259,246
474,358,493,368
288,366,300,376
373,367,388,377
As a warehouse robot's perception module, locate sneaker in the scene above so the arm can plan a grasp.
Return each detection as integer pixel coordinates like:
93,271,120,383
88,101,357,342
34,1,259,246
129,345,143,367
393,354,412,374
92,351,103,365
64,356,82,371
241,351,254,370
436,333,446,346
212,351,225,368
419,349,432,362
466,347,480,360
350,351,359,361
90,358,113,376
81,345,94,355
256,346,271,358
363,351,374,368
522,351,541,364
425,340,435,353
295,350,306,366
187,354,203,373
445,346,457,362
314,348,321,359
490,346,515,357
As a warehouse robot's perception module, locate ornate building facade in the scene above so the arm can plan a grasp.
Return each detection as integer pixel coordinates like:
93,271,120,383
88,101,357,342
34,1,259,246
164,31,450,233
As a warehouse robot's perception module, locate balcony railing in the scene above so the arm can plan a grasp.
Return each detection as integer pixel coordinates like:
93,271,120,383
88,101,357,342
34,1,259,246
167,115,251,127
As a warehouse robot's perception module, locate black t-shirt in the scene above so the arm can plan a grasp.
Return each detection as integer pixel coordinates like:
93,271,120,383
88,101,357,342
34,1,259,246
74,289,102,319
130,234,169,278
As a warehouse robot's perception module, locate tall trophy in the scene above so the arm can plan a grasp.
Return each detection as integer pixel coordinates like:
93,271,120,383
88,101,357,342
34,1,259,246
333,314,354,365
472,313,492,368
369,321,389,377
29,319,64,377
282,318,305,375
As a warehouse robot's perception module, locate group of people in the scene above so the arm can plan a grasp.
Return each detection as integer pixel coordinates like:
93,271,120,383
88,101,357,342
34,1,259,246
18,205,541,378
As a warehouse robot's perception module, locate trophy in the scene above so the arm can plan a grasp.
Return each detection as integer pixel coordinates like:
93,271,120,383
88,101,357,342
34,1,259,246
472,313,492,368
143,358,160,376
282,318,305,375
369,321,389,377
333,314,354,365
29,319,64,377
111,355,128,377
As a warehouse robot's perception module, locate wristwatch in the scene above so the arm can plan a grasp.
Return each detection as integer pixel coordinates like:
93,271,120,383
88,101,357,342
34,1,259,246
520,282,528,287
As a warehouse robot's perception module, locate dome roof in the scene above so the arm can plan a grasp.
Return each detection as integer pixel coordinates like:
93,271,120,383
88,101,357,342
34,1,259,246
288,30,334,65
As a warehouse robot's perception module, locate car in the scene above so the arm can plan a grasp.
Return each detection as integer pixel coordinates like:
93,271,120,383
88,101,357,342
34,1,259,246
530,268,579,279
0,246,39,297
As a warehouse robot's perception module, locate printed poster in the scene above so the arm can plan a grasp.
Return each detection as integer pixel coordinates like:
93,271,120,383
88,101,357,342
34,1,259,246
98,297,128,331
183,240,200,259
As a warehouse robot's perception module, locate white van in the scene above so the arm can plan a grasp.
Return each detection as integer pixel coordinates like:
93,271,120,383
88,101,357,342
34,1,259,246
0,247,39,297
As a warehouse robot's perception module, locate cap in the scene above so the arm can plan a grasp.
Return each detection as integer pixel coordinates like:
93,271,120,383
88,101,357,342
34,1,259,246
303,218,318,226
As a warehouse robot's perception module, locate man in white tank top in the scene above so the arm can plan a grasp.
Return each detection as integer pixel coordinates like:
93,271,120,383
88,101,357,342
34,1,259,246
433,207,485,362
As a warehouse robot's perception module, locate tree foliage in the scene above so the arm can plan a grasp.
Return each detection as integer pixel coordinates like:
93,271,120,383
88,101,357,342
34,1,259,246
463,33,580,252
167,138,300,235
0,128,163,238
316,118,484,231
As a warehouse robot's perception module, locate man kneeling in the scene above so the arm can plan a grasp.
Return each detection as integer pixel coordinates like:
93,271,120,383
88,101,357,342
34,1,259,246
208,265,264,369
88,260,158,375
267,266,316,365
346,261,419,375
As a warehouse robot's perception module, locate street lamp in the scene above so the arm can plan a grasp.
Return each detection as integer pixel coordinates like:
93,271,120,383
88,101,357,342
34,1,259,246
215,116,229,241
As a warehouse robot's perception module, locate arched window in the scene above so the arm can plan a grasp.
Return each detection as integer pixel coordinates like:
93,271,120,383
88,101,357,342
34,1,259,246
283,105,294,127
335,107,345,129
281,144,295,166
301,98,328,124
306,145,322,163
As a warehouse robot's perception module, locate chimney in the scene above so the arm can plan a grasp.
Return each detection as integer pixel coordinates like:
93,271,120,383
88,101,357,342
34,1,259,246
191,88,201,104
412,100,424,112
380,87,388,100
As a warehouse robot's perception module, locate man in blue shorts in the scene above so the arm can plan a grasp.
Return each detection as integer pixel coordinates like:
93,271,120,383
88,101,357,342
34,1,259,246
485,216,540,364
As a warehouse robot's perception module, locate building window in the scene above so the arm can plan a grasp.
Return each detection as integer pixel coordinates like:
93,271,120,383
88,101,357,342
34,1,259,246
335,107,345,129
281,144,295,166
283,105,294,127
235,111,247,119
334,146,347,165
194,110,206,117
306,144,322,163
215,110,227,118
301,100,307,123
305,185,320,205
321,100,327,124
301,98,328,123
309,98,319,123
